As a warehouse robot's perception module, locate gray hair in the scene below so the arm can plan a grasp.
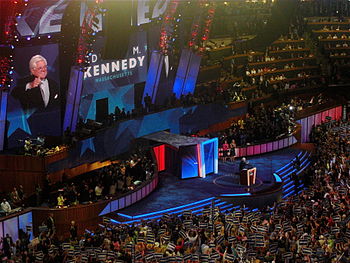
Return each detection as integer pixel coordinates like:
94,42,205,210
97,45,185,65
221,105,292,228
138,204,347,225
29,55,47,70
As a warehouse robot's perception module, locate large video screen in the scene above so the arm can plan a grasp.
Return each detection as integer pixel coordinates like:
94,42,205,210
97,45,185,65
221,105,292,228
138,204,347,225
7,44,61,148
16,0,71,38
79,31,148,121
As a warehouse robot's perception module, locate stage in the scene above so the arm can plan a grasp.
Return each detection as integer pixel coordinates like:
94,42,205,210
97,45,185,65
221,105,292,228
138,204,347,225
107,148,309,224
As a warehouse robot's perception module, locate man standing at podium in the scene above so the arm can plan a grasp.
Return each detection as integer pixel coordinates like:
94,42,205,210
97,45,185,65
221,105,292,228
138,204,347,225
239,157,249,171
239,157,256,186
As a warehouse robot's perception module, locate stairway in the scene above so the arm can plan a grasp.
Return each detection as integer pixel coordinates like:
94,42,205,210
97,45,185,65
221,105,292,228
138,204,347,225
273,150,311,199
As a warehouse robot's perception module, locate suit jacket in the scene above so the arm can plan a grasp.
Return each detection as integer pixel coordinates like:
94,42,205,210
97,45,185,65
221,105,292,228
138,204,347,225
11,75,60,111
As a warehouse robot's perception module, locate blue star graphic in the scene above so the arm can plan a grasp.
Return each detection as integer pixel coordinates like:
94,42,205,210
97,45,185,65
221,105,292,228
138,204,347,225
7,108,35,136
80,137,96,156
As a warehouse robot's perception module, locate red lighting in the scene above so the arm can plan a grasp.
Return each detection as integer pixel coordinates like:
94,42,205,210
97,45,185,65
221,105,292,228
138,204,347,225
153,145,166,171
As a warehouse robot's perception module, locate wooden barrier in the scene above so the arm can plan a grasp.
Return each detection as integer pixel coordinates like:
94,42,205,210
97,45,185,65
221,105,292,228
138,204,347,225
0,155,46,194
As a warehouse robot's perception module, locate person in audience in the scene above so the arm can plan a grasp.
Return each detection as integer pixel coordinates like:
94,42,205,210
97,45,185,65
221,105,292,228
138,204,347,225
57,192,65,207
230,138,236,154
94,183,103,200
222,140,230,161
69,221,78,241
46,213,55,237
1,199,11,215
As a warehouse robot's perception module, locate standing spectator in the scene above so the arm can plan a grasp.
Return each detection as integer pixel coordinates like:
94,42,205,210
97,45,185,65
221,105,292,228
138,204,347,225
35,184,42,206
18,185,25,201
69,221,78,241
2,234,13,259
95,184,103,200
57,193,65,207
46,213,55,238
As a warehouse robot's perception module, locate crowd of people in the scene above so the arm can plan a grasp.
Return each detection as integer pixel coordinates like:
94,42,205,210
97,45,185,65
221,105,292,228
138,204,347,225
217,102,296,150
2,120,349,262
49,152,154,209
211,0,274,40
0,186,25,217
0,149,155,219
215,93,329,155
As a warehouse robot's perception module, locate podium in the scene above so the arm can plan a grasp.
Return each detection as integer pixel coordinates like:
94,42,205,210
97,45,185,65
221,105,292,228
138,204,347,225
240,167,257,186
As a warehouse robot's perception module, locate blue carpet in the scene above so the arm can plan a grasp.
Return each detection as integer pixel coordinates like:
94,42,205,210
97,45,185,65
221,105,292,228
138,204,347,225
117,148,300,216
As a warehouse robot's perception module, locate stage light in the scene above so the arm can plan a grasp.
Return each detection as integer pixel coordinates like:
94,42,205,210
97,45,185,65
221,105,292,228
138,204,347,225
26,37,30,40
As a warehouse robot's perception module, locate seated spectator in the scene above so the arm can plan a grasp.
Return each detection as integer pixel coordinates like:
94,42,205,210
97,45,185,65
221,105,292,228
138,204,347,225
10,187,21,205
1,198,11,215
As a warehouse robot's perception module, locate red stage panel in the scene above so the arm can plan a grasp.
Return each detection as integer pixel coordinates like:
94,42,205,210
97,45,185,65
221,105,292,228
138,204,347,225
153,145,165,171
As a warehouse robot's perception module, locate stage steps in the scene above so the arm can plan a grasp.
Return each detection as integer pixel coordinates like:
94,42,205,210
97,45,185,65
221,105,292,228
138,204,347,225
106,197,237,225
273,150,312,199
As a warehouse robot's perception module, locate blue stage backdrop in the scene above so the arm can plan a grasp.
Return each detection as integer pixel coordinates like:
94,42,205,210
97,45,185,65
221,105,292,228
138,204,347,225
48,103,247,173
80,33,148,121
7,44,61,148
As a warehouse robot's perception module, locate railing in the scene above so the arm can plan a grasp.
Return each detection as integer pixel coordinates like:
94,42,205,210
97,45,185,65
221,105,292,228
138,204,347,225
234,128,299,158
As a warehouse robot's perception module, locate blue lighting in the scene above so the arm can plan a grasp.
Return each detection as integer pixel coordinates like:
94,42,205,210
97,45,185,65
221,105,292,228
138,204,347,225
274,173,282,183
118,197,215,219
117,213,133,219
283,184,295,193
275,151,303,173
118,200,216,224
283,190,295,198
220,193,251,197
282,180,293,189
296,161,310,175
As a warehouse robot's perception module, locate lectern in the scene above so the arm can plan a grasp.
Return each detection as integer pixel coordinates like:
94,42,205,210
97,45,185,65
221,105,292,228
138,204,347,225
240,167,257,186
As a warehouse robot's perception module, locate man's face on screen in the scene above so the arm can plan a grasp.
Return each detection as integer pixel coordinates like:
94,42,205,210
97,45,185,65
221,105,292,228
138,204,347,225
31,60,47,80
